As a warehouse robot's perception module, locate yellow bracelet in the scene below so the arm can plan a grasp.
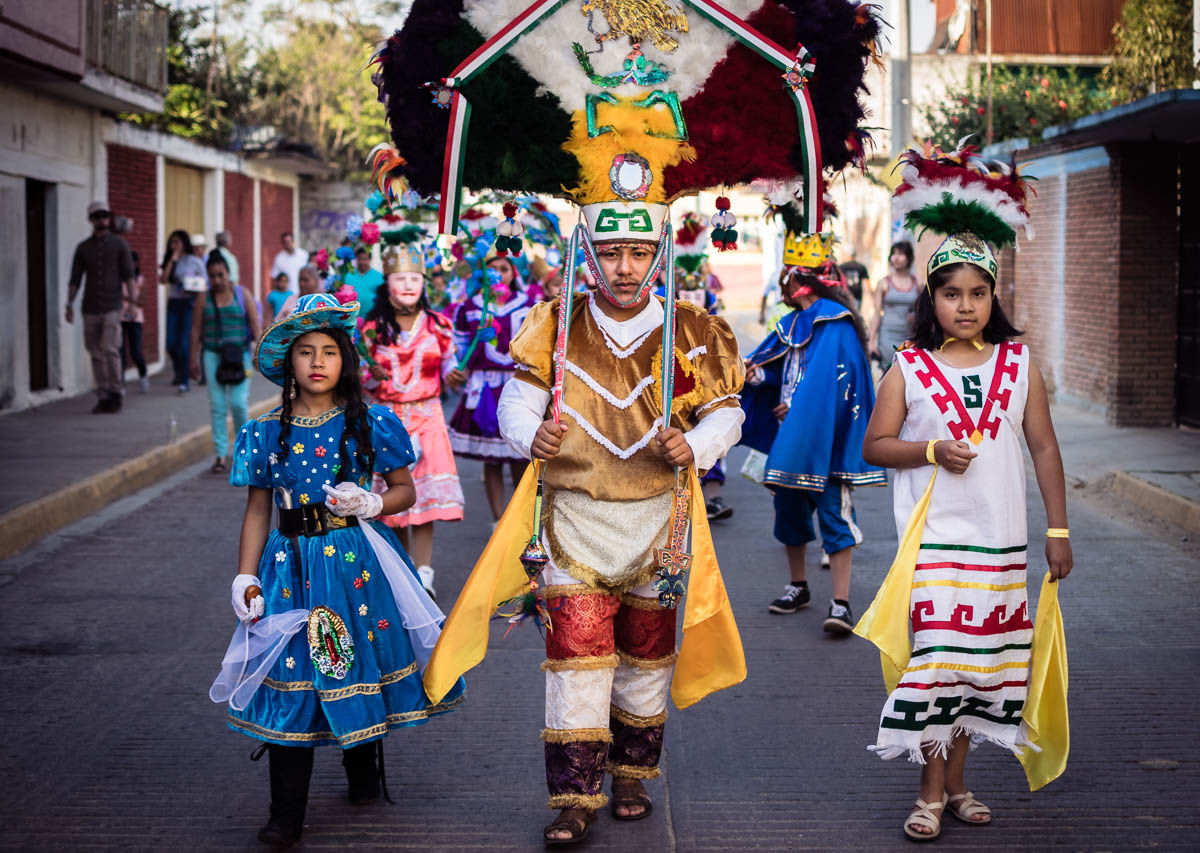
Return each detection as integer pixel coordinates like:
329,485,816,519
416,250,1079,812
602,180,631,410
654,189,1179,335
1046,528,1070,539
926,439,938,466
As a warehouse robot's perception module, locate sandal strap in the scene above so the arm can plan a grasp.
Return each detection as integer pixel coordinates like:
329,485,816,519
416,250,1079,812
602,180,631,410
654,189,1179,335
948,792,991,818
908,797,947,830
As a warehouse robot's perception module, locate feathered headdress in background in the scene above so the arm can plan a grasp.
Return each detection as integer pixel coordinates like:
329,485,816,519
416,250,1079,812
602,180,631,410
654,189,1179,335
892,139,1035,280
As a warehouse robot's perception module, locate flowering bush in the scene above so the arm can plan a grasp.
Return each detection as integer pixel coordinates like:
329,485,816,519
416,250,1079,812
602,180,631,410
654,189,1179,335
919,66,1112,147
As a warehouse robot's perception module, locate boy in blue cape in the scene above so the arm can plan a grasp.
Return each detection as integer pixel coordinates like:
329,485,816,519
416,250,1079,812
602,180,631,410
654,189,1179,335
740,233,886,633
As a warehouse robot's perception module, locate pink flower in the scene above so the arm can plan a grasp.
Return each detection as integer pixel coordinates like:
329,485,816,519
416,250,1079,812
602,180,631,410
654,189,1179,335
360,223,380,245
334,284,357,305
314,248,330,272
356,316,366,330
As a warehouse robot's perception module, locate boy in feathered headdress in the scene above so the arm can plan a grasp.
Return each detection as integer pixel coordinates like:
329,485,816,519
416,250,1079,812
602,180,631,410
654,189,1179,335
372,0,884,844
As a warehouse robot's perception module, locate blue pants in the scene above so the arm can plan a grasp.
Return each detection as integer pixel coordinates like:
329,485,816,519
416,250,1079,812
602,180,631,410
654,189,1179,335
772,483,863,554
166,298,194,387
203,350,251,458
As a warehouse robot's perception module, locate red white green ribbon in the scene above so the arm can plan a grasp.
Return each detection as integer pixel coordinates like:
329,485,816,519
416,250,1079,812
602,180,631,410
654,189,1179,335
682,0,823,234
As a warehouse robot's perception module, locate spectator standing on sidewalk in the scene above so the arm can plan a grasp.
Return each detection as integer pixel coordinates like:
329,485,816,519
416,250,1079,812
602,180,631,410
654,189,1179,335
341,247,382,317
190,254,260,474
160,230,207,394
213,231,240,286
839,248,870,305
120,250,150,394
65,200,134,414
270,231,308,294
869,241,920,365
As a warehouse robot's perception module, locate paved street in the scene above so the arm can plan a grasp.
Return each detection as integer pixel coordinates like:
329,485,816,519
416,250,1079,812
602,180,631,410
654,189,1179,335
0,446,1197,851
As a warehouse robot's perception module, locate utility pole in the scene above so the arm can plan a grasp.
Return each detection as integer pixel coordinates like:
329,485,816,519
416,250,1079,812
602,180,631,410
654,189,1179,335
985,0,993,144
891,0,912,157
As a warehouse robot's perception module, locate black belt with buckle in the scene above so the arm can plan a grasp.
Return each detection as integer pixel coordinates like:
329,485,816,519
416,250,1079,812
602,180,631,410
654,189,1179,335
278,505,359,538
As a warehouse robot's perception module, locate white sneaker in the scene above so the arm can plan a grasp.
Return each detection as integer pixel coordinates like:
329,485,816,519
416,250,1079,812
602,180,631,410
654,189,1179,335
417,565,436,600
138,376,150,393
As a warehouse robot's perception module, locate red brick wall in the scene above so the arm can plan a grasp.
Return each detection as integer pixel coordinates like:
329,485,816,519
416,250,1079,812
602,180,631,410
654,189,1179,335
1012,171,1069,395
106,144,159,359
260,181,295,296
223,171,255,298
1063,166,1119,407
1111,143,1178,426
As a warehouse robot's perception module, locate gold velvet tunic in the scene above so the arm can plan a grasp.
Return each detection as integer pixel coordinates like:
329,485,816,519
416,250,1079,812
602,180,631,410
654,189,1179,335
509,294,745,503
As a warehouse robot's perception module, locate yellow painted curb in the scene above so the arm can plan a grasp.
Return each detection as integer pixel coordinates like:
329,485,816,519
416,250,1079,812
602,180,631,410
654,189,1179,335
0,397,277,560
1105,471,1200,535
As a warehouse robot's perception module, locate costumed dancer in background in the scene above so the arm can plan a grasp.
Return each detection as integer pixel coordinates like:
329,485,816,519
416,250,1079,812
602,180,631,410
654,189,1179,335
740,229,886,632
666,212,734,522
447,243,537,523
857,143,1071,841
209,293,464,847
370,0,883,844
361,233,467,600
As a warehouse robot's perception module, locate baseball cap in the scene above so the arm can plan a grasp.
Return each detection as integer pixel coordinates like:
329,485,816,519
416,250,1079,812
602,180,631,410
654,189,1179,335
87,201,110,216
191,233,208,247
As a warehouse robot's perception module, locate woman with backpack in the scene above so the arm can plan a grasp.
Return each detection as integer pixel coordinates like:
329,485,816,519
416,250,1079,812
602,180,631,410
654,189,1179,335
191,254,261,474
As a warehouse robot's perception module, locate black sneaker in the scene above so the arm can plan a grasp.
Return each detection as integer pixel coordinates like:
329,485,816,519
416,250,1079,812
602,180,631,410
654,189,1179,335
705,496,734,521
91,397,111,414
768,583,810,614
823,600,854,634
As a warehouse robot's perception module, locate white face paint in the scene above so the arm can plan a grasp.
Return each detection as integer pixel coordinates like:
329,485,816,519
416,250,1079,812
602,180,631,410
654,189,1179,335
387,272,424,309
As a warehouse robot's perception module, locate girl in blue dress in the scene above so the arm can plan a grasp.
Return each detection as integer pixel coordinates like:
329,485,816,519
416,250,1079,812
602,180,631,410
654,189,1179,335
211,293,464,847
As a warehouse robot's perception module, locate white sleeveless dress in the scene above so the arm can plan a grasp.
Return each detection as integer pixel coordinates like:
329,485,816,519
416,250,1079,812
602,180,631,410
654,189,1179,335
872,341,1036,761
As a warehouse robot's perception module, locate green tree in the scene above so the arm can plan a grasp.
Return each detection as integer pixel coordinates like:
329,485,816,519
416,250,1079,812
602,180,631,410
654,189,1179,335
919,65,1112,148
1104,0,1199,102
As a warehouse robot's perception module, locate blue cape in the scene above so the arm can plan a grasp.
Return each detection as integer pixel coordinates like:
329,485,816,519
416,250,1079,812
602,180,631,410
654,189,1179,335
739,299,886,492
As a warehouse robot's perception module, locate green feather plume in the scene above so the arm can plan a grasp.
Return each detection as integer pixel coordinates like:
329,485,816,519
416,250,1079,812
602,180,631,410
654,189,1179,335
904,194,1015,249
380,224,427,246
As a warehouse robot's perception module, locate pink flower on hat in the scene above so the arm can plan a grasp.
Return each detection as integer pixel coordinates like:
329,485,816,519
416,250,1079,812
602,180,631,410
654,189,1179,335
333,284,357,305
314,248,330,272
360,223,380,245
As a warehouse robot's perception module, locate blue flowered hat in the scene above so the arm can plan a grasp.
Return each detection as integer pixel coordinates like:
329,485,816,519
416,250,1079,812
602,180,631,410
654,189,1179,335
255,293,359,386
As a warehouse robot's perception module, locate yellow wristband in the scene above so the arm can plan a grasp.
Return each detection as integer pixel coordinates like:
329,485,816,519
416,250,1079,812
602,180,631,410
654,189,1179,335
926,439,938,466
1046,528,1070,539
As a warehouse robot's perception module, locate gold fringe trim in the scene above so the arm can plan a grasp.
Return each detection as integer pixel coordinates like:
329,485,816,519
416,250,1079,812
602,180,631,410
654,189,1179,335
544,491,661,593
541,653,619,672
379,661,418,685
542,583,612,601
547,792,608,810
262,662,418,698
225,693,464,746
616,649,677,670
263,677,313,692
610,705,668,728
606,761,661,780
619,592,664,611
541,727,613,745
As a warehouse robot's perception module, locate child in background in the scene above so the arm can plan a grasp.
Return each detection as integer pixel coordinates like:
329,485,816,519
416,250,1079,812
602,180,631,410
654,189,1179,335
266,272,291,324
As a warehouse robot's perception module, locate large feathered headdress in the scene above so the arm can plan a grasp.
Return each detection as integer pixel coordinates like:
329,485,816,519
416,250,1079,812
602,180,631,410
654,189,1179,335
370,0,883,241
892,139,1034,281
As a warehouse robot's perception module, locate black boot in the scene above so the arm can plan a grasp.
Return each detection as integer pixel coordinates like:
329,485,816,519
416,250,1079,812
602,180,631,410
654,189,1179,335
258,745,314,847
341,742,381,805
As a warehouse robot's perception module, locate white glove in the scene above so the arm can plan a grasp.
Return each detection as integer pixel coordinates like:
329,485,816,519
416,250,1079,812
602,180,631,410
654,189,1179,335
745,363,765,386
323,481,384,519
232,574,265,624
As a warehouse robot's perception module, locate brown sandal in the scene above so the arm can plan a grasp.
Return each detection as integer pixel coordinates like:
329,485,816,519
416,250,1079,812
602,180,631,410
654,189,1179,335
610,778,653,821
210,457,227,474
543,807,596,846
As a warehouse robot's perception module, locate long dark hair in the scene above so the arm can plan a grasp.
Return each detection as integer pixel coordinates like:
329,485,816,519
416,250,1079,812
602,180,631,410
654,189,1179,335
276,328,375,482
162,229,192,269
889,240,914,271
909,262,1024,350
364,280,428,345
782,268,869,351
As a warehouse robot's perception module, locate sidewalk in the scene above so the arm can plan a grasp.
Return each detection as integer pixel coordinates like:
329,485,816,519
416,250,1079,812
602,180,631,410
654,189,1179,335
0,374,279,558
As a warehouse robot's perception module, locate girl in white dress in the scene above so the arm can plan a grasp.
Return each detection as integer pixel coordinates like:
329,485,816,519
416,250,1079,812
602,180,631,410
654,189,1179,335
861,144,1073,842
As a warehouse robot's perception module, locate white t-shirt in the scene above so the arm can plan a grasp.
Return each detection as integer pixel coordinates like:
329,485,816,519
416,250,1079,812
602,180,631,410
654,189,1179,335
270,248,309,294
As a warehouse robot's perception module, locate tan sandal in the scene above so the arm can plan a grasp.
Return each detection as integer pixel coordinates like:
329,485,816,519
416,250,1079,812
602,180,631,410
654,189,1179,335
946,791,992,825
904,796,947,842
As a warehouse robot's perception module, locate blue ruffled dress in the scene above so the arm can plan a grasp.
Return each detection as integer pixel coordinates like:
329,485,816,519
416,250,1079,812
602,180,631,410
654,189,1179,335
226,403,465,748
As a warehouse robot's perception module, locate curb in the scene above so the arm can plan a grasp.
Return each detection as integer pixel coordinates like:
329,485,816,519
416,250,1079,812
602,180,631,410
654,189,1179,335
1102,471,1200,534
0,397,277,560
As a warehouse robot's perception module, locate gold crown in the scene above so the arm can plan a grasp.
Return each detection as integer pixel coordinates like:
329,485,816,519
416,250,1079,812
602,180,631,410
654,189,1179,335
382,243,425,276
783,231,834,268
